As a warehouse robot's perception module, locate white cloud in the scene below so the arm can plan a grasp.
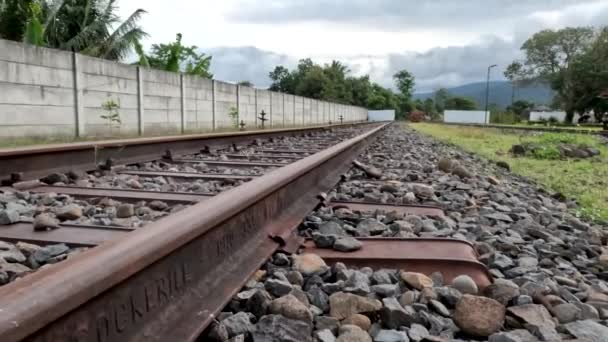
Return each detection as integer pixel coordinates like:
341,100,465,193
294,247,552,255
116,0,608,91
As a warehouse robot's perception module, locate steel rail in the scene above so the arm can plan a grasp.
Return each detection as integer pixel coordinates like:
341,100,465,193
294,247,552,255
303,238,492,288
0,122,368,182
0,123,388,342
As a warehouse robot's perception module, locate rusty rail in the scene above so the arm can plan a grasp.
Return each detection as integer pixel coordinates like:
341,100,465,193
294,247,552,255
0,123,389,342
0,122,367,182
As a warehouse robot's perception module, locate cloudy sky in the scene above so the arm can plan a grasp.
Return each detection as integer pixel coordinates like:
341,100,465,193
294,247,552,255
118,0,608,92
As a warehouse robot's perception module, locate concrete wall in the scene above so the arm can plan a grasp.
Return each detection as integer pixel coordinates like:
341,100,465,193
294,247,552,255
0,38,368,138
444,110,489,124
530,111,567,122
368,110,395,121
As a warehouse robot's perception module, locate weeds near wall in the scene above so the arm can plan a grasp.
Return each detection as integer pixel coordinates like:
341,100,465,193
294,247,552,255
101,98,122,136
228,106,239,128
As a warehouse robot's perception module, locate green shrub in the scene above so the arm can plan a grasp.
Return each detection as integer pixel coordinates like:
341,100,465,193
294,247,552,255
490,111,520,124
228,106,239,128
529,145,561,160
100,98,121,135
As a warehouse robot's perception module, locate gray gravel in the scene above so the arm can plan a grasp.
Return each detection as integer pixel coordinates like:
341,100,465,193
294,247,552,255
202,124,608,341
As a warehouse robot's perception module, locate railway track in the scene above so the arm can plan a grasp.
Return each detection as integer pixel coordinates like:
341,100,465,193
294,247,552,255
0,122,470,340
0,123,375,340
0,122,497,341
0,122,601,341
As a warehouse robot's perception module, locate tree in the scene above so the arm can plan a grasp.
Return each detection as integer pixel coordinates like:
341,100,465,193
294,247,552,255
514,27,595,122
76,0,148,60
444,96,478,110
266,58,406,117
22,1,44,46
346,76,372,107
367,84,398,111
507,100,535,118
393,69,415,99
295,65,332,99
434,88,449,113
423,98,435,115
322,60,351,103
147,33,213,78
504,61,528,104
133,39,149,67
0,0,33,41
238,80,254,87
2,0,147,61
269,65,296,93
570,27,608,122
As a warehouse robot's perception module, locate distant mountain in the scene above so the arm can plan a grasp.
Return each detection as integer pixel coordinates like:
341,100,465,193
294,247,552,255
413,81,554,109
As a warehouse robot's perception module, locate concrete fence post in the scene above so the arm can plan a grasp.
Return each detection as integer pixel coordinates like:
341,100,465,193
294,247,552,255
71,52,85,137
317,100,321,125
269,92,273,128
302,98,305,126
180,74,186,134
293,95,296,126
236,85,240,126
282,93,286,127
136,66,144,136
211,80,216,131
254,88,258,128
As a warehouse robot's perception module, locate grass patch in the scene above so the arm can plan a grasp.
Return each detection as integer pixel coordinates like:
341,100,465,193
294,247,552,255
516,132,601,160
410,123,608,222
490,123,603,131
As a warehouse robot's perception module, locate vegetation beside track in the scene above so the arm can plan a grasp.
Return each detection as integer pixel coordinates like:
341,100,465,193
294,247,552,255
410,123,608,222
488,123,603,131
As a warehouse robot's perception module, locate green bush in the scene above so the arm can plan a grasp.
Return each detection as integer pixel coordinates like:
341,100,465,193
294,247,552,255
529,145,561,160
519,132,600,160
490,111,520,124
548,116,559,125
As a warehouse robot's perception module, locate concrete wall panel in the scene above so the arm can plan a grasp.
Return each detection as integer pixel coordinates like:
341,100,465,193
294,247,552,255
0,39,72,69
0,82,73,107
0,60,73,88
238,86,257,128
79,55,136,79
0,104,73,126
283,95,295,126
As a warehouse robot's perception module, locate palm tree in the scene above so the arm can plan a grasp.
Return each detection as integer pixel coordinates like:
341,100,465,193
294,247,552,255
66,0,148,60
17,0,147,61
133,39,149,67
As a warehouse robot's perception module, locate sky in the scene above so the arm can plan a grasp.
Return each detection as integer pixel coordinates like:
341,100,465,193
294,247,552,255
117,0,608,92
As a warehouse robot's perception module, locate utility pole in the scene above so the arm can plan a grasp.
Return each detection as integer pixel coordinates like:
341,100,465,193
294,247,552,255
485,64,497,124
